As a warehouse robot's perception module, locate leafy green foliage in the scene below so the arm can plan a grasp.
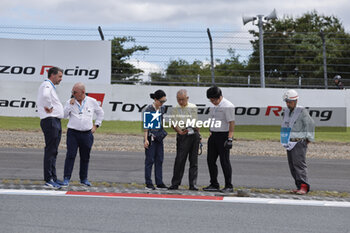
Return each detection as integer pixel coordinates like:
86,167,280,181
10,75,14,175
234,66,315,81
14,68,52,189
214,49,247,84
150,59,212,85
152,11,349,87
111,36,149,83
248,10,350,86
150,50,246,85
0,116,348,142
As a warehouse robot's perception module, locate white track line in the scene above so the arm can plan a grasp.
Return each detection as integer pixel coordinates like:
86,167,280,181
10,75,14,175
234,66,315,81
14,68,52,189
222,197,350,208
0,189,66,196
1,189,350,208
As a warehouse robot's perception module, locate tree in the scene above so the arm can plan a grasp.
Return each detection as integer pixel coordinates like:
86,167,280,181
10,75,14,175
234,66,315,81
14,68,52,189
247,10,350,87
111,36,149,83
214,49,247,84
150,50,247,86
150,59,211,85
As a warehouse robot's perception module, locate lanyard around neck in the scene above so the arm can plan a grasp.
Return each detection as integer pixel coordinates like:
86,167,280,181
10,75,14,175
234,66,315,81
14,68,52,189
77,99,86,114
45,79,56,90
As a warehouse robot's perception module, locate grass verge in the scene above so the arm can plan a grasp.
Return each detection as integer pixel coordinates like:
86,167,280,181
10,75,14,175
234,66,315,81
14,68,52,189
0,116,348,142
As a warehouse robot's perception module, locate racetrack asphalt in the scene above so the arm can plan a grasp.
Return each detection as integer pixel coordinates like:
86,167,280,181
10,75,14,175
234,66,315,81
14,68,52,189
0,147,349,193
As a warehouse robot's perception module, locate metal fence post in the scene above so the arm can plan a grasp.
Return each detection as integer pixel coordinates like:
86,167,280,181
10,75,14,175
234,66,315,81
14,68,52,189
98,26,104,41
207,28,215,85
320,31,328,89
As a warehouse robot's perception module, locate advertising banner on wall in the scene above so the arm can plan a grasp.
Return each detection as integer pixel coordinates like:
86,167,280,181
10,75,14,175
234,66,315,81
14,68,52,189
0,80,348,127
105,85,348,128
0,38,111,84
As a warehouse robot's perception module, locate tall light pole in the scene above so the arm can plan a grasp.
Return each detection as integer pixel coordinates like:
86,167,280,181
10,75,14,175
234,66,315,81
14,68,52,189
257,15,265,88
243,9,277,88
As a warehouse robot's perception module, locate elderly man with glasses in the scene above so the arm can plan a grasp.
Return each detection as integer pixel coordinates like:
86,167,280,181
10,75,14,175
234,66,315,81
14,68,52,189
62,82,104,187
168,89,201,191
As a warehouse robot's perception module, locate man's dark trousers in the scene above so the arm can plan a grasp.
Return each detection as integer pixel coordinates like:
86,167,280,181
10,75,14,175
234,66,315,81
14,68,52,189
171,132,200,187
207,132,233,188
40,117,62,182
64,128,94,180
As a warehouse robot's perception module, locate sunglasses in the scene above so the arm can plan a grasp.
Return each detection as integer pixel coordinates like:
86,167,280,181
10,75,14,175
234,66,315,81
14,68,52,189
158,99,167,104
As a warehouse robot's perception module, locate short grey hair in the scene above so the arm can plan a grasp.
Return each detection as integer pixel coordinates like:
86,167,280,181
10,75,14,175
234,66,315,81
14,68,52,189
177,89,188,97
73,82,86,92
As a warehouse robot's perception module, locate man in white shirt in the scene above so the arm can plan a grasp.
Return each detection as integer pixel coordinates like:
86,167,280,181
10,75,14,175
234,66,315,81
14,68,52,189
203,86,235,193
37,66,64,189
62,82,104,187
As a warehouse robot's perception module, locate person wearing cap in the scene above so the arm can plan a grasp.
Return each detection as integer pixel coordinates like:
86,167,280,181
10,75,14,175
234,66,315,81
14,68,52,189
62,82,104,187
37,66,65,189
281,89,315,195
143,90,168,190
168,89,201,191
333,75,345,89
203,86,235,193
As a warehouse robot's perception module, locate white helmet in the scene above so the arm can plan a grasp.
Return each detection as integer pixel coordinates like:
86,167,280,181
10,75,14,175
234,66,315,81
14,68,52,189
283,89,299,102
334,75,342,80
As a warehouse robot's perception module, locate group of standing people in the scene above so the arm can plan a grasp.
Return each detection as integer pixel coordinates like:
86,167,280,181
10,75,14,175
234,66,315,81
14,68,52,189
143,87,314,195
37,67,104,189
37,66,315,195
143,86,236,193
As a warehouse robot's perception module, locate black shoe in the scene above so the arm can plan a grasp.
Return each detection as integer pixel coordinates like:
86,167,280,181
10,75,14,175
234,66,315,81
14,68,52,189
168,185,179,190
202,184,219,192
189,185,199,191
220,187,233,193
156,184,168,189
145,184,156,190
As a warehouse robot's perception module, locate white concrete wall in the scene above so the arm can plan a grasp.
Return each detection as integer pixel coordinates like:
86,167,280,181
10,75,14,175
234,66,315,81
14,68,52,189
0,80,348,127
